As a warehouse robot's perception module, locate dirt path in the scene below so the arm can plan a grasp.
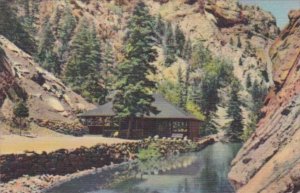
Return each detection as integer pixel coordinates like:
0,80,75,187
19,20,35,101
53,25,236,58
0,135,136,155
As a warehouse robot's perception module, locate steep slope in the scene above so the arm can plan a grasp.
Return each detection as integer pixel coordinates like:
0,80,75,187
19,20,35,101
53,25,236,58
0,47,15,108
11,0,279,86
0,36,95,134
6,0,280,127
228,10,300,193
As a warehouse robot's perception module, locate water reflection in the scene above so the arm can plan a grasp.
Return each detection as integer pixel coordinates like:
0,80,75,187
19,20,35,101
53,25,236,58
47,143,241,193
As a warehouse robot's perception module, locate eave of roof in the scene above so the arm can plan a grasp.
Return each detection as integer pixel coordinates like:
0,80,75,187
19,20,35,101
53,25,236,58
78,94,201,121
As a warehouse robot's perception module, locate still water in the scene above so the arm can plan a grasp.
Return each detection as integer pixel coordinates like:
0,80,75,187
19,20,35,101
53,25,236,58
47,143,241,193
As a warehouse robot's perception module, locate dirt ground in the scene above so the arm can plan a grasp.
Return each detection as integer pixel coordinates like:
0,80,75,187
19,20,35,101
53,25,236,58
0,122,135,155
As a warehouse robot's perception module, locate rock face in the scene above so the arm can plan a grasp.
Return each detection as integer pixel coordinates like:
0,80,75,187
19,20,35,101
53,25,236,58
0,36,95,134
2,0,281,130
0,47,15,107
228,10,300,193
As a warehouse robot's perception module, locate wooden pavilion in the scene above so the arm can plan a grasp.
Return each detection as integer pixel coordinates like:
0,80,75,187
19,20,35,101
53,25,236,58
78,94,201,140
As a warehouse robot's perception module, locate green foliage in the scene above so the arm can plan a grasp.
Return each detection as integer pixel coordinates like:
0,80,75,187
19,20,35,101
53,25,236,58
102,42,116,92
237,35,242,48
241,113,256,141
191,41,211,69
113,1,158,138
158,80,181,105
57,6,77,62
186,100,205,120
0,0,36,54
250,80,267,118
246,74,252,88
65,19,107,104
13,101,29,119
226,79,244,142
192,57,234,136
154,16,186,66
239,57,243,66
13,100,29,134
174,24,185,57
182,38,193,61
154,14,165,43
164,22,177,66
243,79,267,141
37,19,59,75
138,143,161,161
19,0,38,36
177,66,186,108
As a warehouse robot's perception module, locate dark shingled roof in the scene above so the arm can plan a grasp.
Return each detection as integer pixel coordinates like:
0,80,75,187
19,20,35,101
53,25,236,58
78,94,199,120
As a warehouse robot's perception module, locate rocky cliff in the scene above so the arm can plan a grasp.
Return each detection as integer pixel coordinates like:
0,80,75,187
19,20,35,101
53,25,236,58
0,36,95,134
228,10,300,193
18,0,279,126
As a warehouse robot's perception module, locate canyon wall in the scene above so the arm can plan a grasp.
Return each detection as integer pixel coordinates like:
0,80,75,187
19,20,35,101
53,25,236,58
0,36,95,134
228,10,300,193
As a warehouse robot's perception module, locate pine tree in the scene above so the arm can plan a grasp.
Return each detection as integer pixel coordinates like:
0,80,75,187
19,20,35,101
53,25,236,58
102,42,116,92
164,22,176,66
246,74,252,88
226,79,244,142
0,0,36,54
177,66,185,108
239,57,243,66
13,100,29,135
37,19,59,74
154,14,165,44
174,24,185,57
113,1,158,138
229,37,234,45
57,6,76,62
182,38,192,61
250,80,267,119
242,80,267,140
65,19,106,104
237,35,242,48
191,41,211,68
192,59,233,136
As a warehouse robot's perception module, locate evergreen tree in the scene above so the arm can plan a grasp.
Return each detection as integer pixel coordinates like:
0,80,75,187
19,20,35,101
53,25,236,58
177,66,185,108
37,19,59,74
58,6,76,62
237,35,242,48
13,100,29,135
192,59,233,136
113,1,158,138
0,0,36,54
242,80,267,140
229,37,234,46
226,79,244,142
164,22,176,66
191,41,211,69
174,24,185,57
182,38,192,61
250,80,267,118
20,0,37,35
102,42,116,92
154,14,165,44
65,19,106,104
246,73,252,88
239,57,243,66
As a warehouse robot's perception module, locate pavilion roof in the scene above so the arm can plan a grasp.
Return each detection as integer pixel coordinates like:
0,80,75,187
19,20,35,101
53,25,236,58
78,94,200,120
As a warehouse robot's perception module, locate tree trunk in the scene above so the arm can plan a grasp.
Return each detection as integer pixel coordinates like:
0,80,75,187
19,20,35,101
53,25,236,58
19,117,22,136
127,116,133,139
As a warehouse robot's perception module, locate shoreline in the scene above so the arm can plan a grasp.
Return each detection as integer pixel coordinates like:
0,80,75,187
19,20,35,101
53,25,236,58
0,136,215,193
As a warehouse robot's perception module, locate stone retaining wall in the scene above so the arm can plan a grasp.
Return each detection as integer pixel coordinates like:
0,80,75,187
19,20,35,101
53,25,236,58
0,138,215,182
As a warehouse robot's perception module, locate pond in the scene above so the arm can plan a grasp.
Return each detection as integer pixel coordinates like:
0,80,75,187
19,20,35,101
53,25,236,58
47,142,241,193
